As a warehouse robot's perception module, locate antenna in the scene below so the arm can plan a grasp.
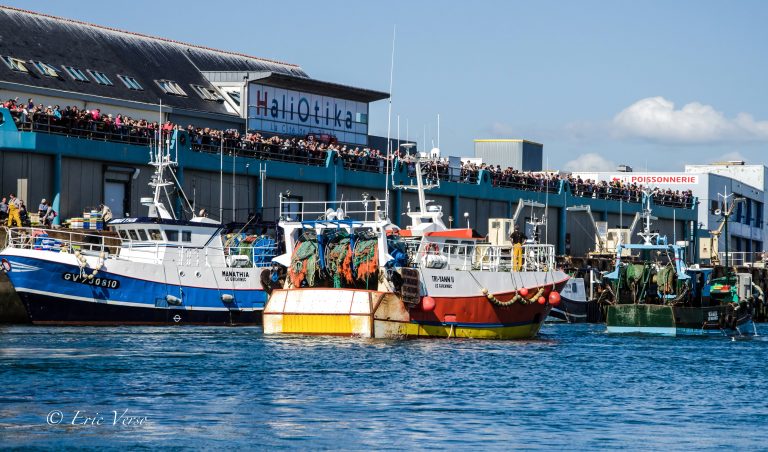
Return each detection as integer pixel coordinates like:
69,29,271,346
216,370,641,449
219,137,223,222
232,145,236,223
384,24,396,217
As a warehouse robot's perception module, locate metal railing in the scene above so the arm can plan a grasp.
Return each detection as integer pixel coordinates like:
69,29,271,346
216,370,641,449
279,198,389,223
4,227,276,268
407,240,557,273
14,114,157,146
191,139,327,166
719,251,768,267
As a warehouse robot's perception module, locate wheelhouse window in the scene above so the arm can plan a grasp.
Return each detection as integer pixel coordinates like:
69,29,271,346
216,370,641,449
117,74,143,90
181,231,192,242
2,56,28,72
148,229,163,241
118,229,129,240
127,230,139,240
136,229,148,241
165,230,179,241
87,69,113,86
155,79,187,96
62,65,89,82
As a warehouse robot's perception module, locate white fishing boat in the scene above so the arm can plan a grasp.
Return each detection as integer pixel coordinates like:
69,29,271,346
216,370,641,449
0,131,277,325
264,156,569,339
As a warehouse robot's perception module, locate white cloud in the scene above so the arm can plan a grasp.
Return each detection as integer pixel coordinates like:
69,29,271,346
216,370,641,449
563,153,616,172
716,151,747,163
612,96,768,143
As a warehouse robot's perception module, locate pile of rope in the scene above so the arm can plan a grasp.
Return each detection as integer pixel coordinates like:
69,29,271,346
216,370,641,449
326,236,353,288
288,232,319,288
353,238,379,282
486,287,545,307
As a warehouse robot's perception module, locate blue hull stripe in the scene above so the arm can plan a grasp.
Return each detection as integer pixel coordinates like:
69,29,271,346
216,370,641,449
5,255,266,311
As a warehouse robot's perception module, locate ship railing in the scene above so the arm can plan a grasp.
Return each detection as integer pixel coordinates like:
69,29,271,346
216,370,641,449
5,227,112,255
4,227,278,268
522,244,556,272
411,241,516,272
278,198,389,223
719,251,768,267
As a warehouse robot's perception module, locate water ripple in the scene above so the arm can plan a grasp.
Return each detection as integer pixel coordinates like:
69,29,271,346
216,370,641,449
1,324,767,449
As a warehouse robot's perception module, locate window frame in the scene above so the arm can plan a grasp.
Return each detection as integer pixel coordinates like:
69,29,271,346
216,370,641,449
2,56,28,72
165,230,179,242
190,84,224,102
148,229,163,241
61,65,89,82
87,69,113,86
181,231,192,242
136,229,149,241
31,61,60,77
117,74,144,90
155,79,187,97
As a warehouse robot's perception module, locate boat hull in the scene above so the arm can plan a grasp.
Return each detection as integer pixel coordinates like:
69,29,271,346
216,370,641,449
606,304,755,337
264,276,566,339
1,249,267,326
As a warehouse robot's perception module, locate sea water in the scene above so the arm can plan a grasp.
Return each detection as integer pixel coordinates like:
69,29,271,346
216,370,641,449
1,324,767,450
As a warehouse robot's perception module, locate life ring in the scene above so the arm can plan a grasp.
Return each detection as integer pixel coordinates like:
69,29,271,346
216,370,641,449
423,243,441,256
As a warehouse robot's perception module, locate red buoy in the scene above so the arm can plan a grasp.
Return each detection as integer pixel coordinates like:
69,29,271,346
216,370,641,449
421,296,436,312
537,296,546,305
549,291,561,306
519,287,529,297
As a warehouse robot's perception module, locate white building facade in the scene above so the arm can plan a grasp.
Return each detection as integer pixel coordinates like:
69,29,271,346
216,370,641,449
572,162,767,254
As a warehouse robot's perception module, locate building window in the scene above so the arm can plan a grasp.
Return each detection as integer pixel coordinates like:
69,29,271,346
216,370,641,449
87,69,113,86
62,65,89,82
31,61,60,77
118,74,143,90
2,56,29,72
155,79,187,96
225,90,241,107
190,84,224,102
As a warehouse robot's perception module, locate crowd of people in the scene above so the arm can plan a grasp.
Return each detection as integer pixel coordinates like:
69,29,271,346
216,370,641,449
566,175,694,208
2,98,694,208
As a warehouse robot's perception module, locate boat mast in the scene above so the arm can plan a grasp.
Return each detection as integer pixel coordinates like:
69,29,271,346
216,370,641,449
146,100,176,220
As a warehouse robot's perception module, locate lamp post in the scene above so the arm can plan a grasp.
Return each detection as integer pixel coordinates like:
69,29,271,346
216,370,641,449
246,162,251,217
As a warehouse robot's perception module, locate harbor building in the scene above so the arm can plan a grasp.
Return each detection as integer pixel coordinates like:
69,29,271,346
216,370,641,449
574,161,766,260
474,139,543,171
0,6,697,257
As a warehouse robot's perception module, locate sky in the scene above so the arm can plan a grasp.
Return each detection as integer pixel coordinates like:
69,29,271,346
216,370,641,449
5,0,768,172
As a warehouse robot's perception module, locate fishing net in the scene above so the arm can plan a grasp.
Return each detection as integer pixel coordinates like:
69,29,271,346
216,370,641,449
626,264,646,284
657,264,676,294
289,232,319,288
354,238,379,282
326,236,353,288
